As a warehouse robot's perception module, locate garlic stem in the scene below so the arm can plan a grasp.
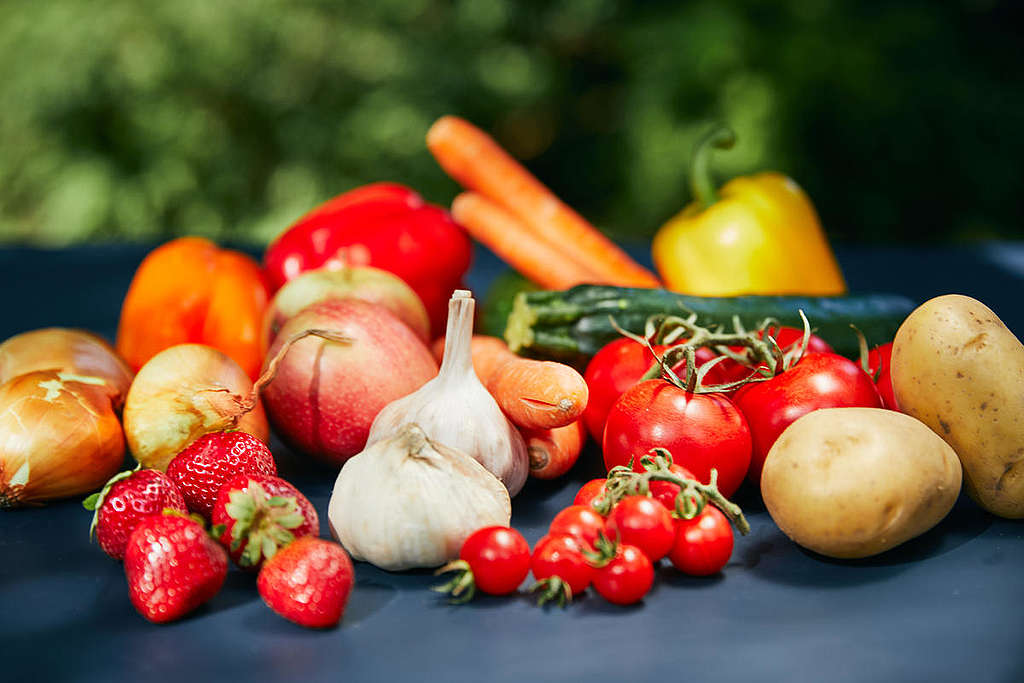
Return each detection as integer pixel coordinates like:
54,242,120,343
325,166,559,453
439,290,475,380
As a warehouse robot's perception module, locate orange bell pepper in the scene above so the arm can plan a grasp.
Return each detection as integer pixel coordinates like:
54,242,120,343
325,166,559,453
116,237,269,379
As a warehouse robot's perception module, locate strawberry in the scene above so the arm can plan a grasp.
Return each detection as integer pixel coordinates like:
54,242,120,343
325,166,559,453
166,431,277,519
124,511,228,623
257,537,354,629
84,466,187,560
211,473,320,571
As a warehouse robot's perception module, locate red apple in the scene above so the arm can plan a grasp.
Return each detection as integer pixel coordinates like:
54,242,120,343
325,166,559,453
261,299,438,465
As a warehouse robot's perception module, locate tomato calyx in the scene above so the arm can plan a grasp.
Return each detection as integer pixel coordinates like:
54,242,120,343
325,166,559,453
432,559,477,604
528,576,574,608
581,532,621,569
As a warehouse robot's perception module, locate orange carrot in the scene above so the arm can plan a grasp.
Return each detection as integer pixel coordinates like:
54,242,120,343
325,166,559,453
524,420,587,480
428,115,661,288
451,193,599,289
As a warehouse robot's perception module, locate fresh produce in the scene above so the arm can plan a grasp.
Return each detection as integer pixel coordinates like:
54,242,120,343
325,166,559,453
0,370,125,508
263,182,472,337
479,269,539,339
761,407,962,559
261,265,430,351
328,424,511,571
892,294,1024,518
0,328,133,407
590,542,654,606
649,464,699,513
867,342,898,410
434,526,531,602
124,511,228,623
257,537,354,629
121,344,269,471
117,237,269,380
523,420,586,480
84,467,187,560
367,292,528,495
505,285,915,365
573,479,608,509
669,506,734,576
651,124,846,297
261,298,437,466
734,352,883,486
166,431,278,520
211,473,319,570
427,116,659,289
548,505,607,550
582,338,660,441
529,535,595,607
605,495,675,562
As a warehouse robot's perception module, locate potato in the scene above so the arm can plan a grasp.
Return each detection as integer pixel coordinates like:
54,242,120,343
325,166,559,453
892,294,1024,518
762,407,961,559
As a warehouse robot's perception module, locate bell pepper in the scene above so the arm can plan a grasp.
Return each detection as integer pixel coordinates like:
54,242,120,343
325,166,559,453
116,237,269,379
651,125,846,297
263,182,473,337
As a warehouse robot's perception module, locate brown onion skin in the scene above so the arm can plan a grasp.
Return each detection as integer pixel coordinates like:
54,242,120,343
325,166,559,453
0,328,134,409
262,299,438,466
123,344,269,471
0,370,125,508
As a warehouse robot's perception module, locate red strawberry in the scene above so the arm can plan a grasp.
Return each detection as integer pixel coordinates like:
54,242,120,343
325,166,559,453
84,467,187,560
211,473,320,571
257,537,354,629
166,431,276,519
124,511,228,623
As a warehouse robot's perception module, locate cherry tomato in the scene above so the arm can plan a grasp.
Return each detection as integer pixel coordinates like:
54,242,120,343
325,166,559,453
648,464,697,513
592,544,654,606
759,325,833,354
733,352,883,487
867,342,899,410
606,496,675,561
573,479,608,510
530,534,594,597
459,526,531,595
549,506,607,550
603,379,751,498
669,506,734,576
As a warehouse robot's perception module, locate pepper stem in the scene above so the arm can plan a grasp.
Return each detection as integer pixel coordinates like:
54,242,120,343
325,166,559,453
690,124,736,209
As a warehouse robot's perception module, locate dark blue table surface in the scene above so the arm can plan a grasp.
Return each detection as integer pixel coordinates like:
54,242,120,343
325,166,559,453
2,243,1023,683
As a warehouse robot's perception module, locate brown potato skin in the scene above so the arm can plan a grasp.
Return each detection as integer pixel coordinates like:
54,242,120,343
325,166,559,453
892,294,1024,519
762,408,961,559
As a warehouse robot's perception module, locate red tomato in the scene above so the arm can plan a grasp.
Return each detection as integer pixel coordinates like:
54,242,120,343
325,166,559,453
649,463,698,513
759,325,833,354
733,352,883,487
592,544,654,606
530,534,594,597
867,342,899,410
603,379,751,498
459,527,531,595
606,496,675,562
549,506,607,549
573,479,608,510
669,506,734,576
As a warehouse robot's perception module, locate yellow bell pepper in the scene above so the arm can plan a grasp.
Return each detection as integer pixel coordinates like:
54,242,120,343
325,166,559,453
652,125,846,296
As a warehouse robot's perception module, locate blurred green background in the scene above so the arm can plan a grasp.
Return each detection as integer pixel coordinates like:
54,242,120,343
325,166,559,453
0,0,1020,248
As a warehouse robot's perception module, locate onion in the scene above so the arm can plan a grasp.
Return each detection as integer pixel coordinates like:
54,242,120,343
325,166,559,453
122,344,269,471
0,328,133,408
0,370,125,508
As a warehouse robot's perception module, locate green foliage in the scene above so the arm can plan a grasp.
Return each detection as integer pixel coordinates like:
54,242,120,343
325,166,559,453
0,0,1020,246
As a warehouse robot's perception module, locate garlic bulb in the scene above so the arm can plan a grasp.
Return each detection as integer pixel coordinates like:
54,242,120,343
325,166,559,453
328,423,511,570
366,290,529,496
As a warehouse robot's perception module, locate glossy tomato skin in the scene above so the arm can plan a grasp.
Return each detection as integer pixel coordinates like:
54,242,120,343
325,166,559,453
734,352,883,487
592,544,654,606
573,479,608,511
606,496,675,562
530,534,594,596
760,326,832,354
867,342,899,410
459,527,531,595
603,380,751,498
549,506,607,550
649,464,697,513
582,339,659,442
669,506,734,576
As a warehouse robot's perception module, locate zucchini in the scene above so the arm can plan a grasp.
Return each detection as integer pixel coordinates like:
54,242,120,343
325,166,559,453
504,285,916,364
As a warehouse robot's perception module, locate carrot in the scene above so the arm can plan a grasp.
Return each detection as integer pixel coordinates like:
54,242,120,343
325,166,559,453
524,420,587,480
428,116,661,288
451,193,599,289
433,334,589,430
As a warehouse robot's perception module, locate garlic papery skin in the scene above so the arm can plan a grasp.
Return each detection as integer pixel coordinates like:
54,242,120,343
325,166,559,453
328,423,511,571
365,290,529,496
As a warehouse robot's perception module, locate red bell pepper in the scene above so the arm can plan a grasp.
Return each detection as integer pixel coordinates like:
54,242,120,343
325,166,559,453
263,183,473,336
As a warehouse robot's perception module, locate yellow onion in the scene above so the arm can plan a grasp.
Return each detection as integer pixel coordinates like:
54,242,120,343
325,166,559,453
122,344,269,471
0,370,125,508
0,328,134,408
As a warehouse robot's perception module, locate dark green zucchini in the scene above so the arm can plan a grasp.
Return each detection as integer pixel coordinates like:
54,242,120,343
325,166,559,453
504,285,916,365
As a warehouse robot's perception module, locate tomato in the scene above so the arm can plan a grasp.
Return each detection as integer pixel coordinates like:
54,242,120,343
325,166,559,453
759,325,832,354
458,527,531,595
592,544,654,606
549,506,607,549
530,534,594,597
648,463,697,513
573,479,608,510
867,342,898,410
605,496,675,561
669,506,734,576
733,352,883,487
603,379,751,498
